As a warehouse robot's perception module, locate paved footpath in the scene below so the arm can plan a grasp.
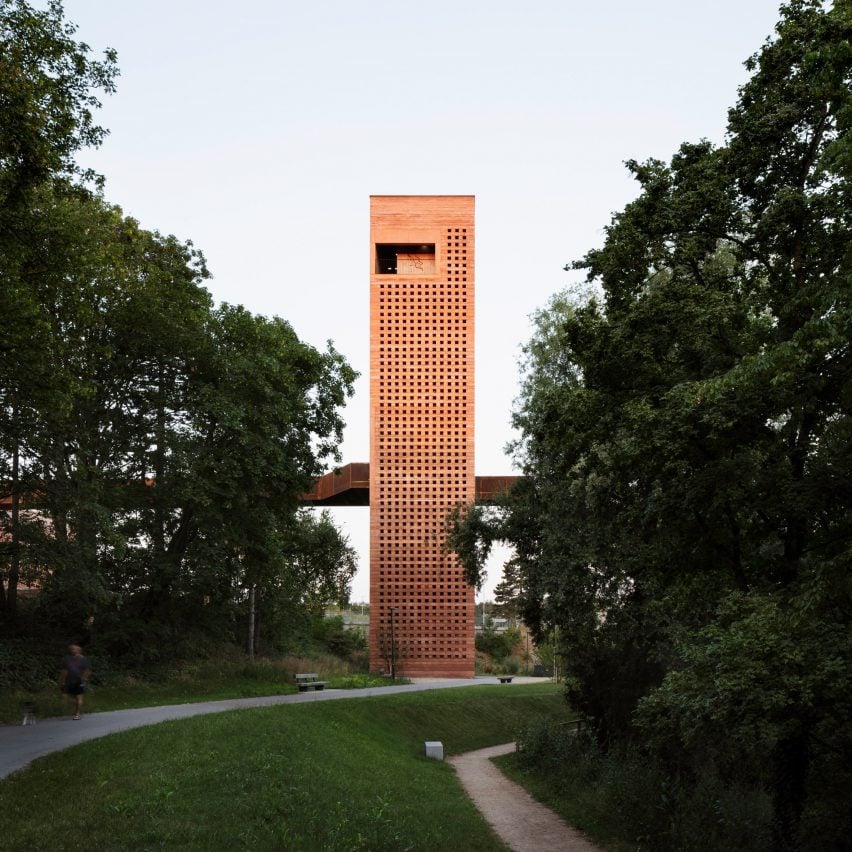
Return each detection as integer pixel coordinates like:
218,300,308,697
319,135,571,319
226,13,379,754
0,676,545,781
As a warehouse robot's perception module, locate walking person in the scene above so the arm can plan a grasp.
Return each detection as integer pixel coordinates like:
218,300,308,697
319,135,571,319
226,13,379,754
60,644,92,720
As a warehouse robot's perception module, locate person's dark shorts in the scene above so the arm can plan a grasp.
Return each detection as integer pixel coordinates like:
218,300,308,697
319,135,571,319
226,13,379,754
64,683,85,695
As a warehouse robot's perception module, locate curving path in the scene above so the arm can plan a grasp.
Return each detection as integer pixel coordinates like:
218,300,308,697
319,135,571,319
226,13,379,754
0,676,543,781
1,676,598,851
449,743,602,852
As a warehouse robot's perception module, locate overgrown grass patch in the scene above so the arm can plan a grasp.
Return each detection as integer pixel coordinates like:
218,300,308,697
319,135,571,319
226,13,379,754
326,671,410,689
0,684,564,850
498,717,773,852
0,651,381,724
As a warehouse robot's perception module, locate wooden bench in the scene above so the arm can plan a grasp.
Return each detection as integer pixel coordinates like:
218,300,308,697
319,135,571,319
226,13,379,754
295,673,327,692
498,676,514,684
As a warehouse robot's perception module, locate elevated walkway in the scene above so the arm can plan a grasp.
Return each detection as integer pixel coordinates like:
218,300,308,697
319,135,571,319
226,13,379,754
301,462,518,506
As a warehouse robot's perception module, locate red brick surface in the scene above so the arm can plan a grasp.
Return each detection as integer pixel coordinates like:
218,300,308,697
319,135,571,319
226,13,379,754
369,196,476,678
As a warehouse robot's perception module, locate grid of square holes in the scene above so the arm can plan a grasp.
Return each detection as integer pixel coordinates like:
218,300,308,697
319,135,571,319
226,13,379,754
375,227,473,662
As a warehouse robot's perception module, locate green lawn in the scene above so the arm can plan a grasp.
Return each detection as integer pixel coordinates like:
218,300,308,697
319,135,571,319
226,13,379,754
0,684,565,851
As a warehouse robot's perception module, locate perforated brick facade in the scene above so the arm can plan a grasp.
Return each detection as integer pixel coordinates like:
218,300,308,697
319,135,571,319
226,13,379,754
369,196,475,678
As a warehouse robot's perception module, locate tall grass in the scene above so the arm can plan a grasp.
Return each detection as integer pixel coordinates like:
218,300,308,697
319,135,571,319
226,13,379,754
500,717,774,852
0,684,564,850
0,649,380,724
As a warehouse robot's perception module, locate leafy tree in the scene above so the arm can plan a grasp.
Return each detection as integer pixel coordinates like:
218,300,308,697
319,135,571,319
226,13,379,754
137,305,356,610
0,188,210,630
1,185,357,649
241,508,358,655
451,2,851,847
0,0,116,618
0,0,116,204
0,1,360,659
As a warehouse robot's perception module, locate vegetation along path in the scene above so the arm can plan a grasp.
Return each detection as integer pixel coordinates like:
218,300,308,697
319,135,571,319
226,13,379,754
450,743,601,852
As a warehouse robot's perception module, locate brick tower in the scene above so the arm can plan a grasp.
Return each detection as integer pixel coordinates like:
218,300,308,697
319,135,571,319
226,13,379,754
369,195,475,678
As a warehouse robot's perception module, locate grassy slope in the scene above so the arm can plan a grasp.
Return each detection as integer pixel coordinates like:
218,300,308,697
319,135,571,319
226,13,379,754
0,684,565,851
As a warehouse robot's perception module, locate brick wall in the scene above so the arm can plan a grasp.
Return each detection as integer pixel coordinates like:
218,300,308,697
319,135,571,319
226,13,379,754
369,196,475,678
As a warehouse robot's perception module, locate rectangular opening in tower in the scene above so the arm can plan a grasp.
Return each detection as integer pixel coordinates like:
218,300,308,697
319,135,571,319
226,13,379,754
375,243,436,275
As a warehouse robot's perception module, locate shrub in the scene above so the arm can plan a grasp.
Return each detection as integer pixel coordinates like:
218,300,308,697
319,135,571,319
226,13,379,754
0,638,58,690
475,626,520,662
514,714,773,851
311,616,367,661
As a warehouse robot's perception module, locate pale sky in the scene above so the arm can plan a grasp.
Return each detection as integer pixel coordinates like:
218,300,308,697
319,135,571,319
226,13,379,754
60,0,784,601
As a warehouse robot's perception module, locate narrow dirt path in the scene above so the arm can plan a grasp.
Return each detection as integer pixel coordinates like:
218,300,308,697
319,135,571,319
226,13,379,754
448,743,602,852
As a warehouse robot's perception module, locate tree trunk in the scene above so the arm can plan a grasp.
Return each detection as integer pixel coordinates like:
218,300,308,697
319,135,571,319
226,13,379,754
147,360,169,613
253,596,262,652
153,360,166,560
247,585,256,660
7,416,20,619
771,727,810,852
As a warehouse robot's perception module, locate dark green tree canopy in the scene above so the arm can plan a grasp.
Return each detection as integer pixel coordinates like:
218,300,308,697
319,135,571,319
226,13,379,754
0,1,359,659
0,0,117,203
450,2,851,846
0,187,357,634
